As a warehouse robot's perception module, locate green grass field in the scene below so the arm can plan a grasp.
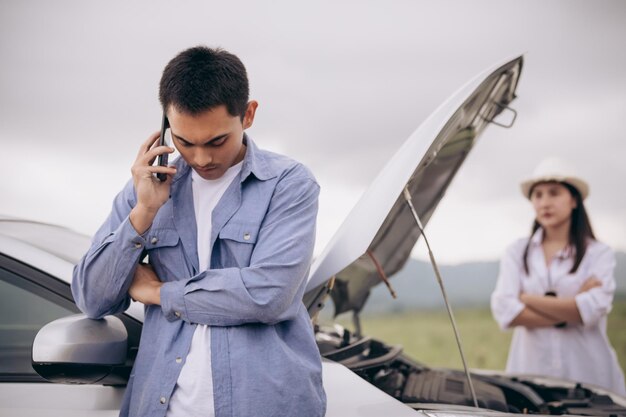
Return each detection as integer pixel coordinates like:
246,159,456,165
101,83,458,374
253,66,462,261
331,299,626,373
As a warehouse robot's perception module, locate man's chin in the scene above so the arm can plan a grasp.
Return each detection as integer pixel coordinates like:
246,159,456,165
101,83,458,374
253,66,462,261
194,167,224,180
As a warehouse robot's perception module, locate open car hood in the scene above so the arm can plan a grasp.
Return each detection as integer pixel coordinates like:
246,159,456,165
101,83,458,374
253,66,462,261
304,55,523,317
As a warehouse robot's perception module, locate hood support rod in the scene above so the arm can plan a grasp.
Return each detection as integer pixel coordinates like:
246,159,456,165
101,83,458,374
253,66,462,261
402,186,479,408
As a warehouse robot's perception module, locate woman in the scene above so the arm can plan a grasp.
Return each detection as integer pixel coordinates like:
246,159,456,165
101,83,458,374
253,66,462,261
491,157,625,395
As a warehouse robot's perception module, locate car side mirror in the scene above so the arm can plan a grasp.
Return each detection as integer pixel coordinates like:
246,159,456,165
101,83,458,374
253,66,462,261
32,314,129,385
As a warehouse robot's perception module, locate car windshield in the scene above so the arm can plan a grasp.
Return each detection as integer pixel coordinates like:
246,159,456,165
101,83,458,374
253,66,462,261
0,219,91,264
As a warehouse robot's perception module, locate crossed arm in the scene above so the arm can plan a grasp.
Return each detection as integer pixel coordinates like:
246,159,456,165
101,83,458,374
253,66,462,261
492,242,617,331
129,264,162,305
510,276,602,328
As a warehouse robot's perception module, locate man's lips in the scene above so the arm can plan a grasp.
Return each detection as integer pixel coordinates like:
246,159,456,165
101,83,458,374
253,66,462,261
196,165,218,172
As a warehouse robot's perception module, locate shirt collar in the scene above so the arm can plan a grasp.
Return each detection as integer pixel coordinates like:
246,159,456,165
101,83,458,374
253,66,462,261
239,133,276,182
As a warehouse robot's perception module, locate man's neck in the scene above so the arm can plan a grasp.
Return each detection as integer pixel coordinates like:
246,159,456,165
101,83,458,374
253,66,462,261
232,143,247,166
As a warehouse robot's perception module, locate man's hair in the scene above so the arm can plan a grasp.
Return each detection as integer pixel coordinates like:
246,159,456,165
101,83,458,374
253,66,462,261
159,46,249,119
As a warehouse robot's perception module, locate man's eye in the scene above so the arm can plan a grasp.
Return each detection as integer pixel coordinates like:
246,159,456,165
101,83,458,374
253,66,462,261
174,137,192,147
210,137,227,147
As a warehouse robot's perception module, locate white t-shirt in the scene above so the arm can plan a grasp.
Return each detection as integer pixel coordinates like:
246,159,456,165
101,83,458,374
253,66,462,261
167,161,243,417
491,228,626,395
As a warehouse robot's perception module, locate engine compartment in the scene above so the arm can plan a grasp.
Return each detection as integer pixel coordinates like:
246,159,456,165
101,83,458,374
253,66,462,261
316,325,626,416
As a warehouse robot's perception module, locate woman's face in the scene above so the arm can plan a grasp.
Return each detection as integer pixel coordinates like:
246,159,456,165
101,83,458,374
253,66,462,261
529,182,577,230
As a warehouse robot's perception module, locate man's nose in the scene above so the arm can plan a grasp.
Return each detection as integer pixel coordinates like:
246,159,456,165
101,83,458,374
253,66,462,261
193,150,213,167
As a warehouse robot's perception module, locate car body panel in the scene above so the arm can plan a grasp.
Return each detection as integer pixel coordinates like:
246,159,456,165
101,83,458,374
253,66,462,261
0,383,123,417
323,360,419,416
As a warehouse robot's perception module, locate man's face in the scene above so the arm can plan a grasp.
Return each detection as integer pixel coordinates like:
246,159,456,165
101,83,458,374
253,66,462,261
167,102,257,180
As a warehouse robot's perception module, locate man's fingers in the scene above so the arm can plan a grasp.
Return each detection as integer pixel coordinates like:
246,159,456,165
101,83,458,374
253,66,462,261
131,163,176,185
131,165,177,181
137,131,161,159
146,165,178,176
139,145,175,166
146,145,174,166
134,262,161,284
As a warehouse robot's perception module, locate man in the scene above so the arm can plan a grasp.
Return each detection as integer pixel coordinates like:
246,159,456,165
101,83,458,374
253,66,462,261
72,46,326,417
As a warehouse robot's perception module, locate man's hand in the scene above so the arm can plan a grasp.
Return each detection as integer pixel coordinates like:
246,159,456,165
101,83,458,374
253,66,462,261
578,276,602,294
129,132,177,234
129,264,163,305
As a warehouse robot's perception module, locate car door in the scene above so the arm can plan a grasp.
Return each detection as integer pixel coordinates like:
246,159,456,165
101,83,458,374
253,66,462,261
0,254,125,417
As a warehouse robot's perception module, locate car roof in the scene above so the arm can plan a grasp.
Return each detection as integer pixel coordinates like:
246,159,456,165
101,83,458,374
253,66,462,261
0,218,85,285
0,217,92,265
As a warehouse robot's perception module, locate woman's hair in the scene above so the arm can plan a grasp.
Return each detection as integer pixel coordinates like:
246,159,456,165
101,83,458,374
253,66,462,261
522,182,595,275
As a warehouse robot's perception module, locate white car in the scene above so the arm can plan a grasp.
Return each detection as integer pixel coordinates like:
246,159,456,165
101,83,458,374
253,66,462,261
1,55,625,417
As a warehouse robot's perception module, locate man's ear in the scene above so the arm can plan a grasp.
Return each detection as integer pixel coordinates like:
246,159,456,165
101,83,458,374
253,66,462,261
242,100,258,129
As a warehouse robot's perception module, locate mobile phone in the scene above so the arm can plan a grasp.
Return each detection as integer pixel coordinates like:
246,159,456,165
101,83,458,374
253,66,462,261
156,113,170,182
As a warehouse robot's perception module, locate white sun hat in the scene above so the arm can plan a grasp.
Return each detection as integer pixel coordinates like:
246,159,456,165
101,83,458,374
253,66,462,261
520,157,589,200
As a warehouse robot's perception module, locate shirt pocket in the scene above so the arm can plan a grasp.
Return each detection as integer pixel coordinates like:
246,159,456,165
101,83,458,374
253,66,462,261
215,222,259,268
146,228,185,281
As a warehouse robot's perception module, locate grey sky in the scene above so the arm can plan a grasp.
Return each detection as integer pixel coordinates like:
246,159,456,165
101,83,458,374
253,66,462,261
1,0,625,263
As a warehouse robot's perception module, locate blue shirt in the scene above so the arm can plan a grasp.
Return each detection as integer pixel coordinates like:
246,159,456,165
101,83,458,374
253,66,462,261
72,136,327,417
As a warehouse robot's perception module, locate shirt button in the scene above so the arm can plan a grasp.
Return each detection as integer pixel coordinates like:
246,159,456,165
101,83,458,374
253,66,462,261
174,311,181,318
176,357,182,364
151,237,158,244
243,233,251,241
134,242,142,249
159,397,166,404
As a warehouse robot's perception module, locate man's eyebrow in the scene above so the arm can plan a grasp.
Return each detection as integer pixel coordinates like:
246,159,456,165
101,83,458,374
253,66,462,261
172,132,229,145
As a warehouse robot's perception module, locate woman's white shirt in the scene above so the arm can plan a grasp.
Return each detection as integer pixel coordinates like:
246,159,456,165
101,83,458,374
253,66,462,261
491,228,626,395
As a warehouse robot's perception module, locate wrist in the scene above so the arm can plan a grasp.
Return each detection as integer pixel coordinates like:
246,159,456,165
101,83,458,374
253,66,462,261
130,205,158,235
153,282,162,305
134,202,160,217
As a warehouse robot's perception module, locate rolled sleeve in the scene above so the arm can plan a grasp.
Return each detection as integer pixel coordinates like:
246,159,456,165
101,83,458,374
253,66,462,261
492,294,525,330
72,180,146,319
574,244,616,327
491,241,526,330
160,279,189,322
